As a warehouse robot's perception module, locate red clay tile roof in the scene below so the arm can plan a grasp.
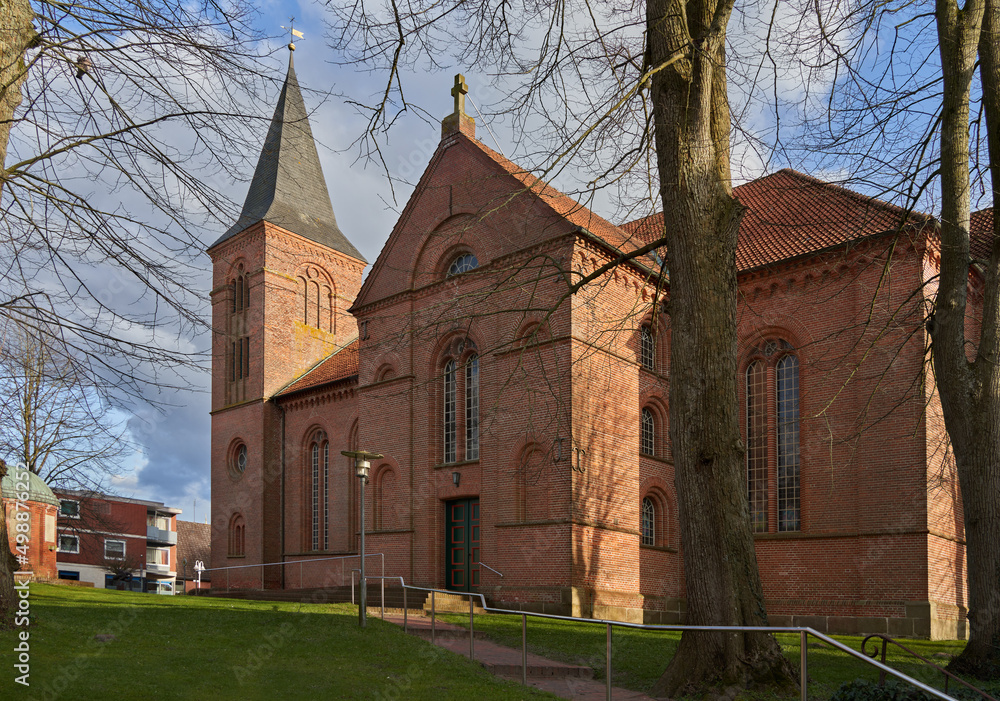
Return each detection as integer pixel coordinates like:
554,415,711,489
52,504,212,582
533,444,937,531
622,169,926,272
275,339,359,397
971,208,994,261
175,520,211,581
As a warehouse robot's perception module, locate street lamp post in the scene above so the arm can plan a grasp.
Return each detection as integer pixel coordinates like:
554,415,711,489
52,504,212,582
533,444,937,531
341,449,383,627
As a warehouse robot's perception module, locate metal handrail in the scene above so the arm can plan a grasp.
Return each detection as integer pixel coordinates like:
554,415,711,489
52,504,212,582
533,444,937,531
386,580,958,701
863,634,997,701
479,562,504,578
197,552,384,593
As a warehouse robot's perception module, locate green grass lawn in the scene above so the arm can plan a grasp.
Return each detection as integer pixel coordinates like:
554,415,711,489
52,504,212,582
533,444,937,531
441,611,1000,699
0,584,558,701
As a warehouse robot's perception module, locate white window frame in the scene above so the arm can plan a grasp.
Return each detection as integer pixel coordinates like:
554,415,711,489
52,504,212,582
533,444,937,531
58,534,80,553
104,538,126,560
60,499,80,519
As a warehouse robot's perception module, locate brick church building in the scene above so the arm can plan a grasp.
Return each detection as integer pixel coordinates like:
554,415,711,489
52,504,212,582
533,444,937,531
209,53,979,639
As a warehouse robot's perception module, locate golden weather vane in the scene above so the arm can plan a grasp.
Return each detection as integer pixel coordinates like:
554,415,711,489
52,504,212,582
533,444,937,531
281,19,304,51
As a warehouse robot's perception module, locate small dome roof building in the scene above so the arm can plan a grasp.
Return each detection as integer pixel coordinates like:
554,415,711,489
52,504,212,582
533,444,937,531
2,463,59,580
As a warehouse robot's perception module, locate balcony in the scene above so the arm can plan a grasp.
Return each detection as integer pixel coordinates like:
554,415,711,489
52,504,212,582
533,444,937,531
145,562,174,575
146,526,177,545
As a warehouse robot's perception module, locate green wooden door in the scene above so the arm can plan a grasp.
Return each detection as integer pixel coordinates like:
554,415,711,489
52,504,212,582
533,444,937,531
446,498,480,592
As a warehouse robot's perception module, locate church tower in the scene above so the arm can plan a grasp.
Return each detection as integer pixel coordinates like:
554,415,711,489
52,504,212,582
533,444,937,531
207,49,366,586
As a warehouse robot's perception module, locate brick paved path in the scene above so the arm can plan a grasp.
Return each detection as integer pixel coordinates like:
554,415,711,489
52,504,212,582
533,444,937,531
383,614,658,700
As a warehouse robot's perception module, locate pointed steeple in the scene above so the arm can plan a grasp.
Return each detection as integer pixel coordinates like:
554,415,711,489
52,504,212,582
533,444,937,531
211,52,365,261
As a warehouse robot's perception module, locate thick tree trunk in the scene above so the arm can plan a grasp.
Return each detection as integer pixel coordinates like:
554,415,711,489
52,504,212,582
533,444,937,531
647,0,794,695
0,0,33,178
941,0,1000,680
0,0,33,627
0,461,19,628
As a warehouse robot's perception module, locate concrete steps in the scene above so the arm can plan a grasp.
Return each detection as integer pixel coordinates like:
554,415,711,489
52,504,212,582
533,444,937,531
421,591,486,615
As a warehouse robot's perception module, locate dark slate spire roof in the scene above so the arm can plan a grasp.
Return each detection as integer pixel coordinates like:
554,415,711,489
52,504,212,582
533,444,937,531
210,53,365,261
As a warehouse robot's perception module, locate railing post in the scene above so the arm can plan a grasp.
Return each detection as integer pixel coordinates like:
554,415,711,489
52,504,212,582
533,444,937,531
469,595,475,661
351,570,355,605
403,587,408,634
381,576,385,620
606,622,612,701
522,613,527,686
431,591,436,645
300,560,303,588
226,568,229,592
879,638,887,687
800,630,808,701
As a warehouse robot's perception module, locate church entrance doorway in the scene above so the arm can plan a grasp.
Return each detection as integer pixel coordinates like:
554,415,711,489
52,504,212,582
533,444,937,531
445,498,480,592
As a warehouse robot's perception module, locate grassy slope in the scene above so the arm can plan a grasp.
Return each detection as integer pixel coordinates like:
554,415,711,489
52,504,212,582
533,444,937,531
0,584,557,701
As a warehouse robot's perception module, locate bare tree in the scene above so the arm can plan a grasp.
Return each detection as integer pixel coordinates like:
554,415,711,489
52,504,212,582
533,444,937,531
1,0,270,402
0,0,275,619
323,0,795,692
102,551,142,591
0,320,132,492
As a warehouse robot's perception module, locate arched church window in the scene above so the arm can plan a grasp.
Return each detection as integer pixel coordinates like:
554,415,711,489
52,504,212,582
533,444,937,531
465,355,479,460
640,325,655,371
443,360,457,463
232,263,249,314
309,431,329,551
641,408,655,456
440,339,481,465
776,354,800,532
744,339,800,533
641,497,655,546
447,253,479,277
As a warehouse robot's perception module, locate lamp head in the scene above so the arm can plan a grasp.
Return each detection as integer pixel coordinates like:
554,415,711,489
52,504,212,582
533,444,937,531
355,457,370,479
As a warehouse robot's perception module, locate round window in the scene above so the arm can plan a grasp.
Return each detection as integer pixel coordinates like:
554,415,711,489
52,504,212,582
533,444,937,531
229,442,248,480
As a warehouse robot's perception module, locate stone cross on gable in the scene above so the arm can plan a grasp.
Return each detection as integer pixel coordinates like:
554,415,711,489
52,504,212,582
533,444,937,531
452,74,469,116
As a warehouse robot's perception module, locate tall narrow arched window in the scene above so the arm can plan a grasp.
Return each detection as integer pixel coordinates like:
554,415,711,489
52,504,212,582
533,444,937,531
746,360,768,532
641,408,655,456
323,442,330,550
776,354,800,531
640,325,655,371
641,498,655,546
311,442,320,550
443,360,457,463
465,355,479,460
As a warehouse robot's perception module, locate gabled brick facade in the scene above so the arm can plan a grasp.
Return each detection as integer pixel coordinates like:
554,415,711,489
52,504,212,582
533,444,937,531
209,69,974,639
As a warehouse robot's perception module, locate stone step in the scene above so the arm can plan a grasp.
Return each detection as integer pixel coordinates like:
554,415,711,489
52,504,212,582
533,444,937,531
422,592,486,614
